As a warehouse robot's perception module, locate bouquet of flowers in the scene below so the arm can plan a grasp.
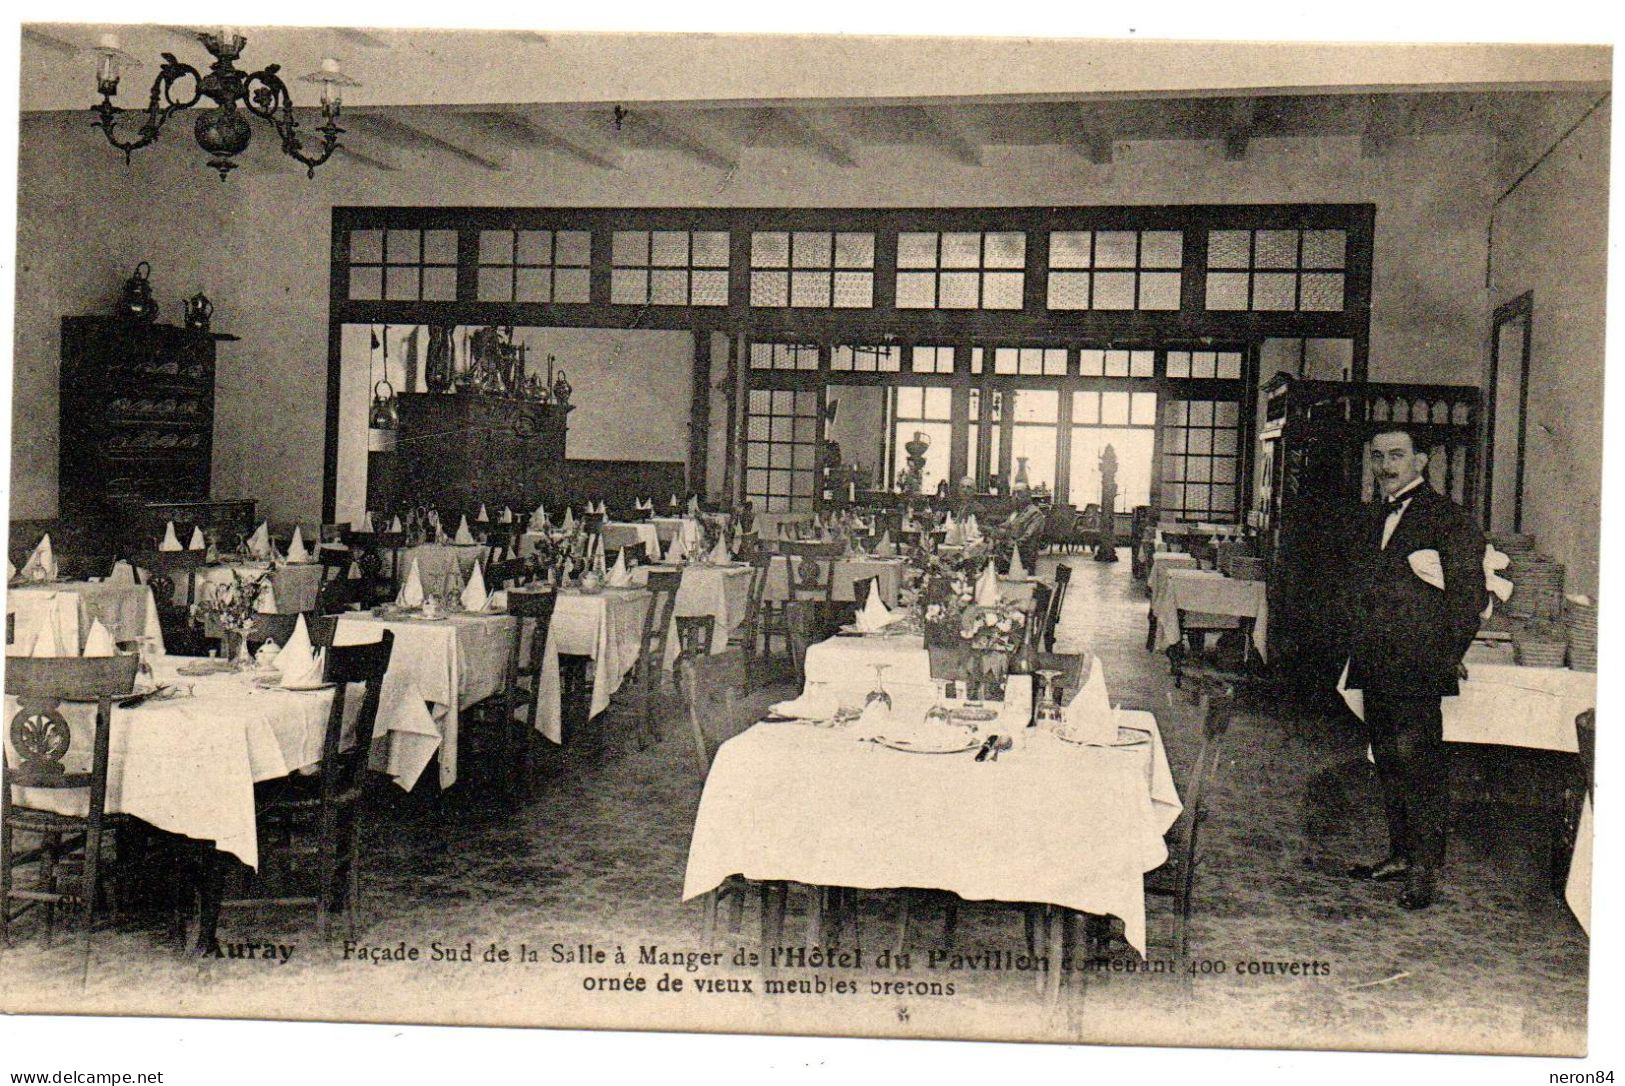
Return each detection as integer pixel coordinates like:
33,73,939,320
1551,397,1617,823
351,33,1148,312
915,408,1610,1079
959,601,1027,655
195,567,273,635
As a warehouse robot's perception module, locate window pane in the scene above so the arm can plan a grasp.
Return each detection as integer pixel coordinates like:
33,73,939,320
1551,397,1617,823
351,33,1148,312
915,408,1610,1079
514,267,551,302
1215,401,1240,427
896,386,923,416
610,268,647,304
1138,272,1181,310
692,269,731,306
1043,349,1067,376
477,267,511,301
350,229,383,264
556,231,591,265
940,232,982,268
612,231,648,266
895,272,935,308
1078,349,1104,377
554,268,590,303
923,387,952,419
1012,389,1058,423
650,231,689,267
1048,271,1090,310
515,230,551,265
478,230,512,264
348,266,382,300
1018,348,1043,376
1103,350,1129,377
830,347,855,371
385,229,420,264
1130,391,1157,425
1206,272,1249,310
422,266,457,301
1300,273,1345,311
1302,229,1346,269
790,270,831,307
1130,350,1155,377
1166,351,1191,379
981,271,1024,309
1207,230,1250,268
1254,229,1299,269
834,232,875,267
938,272,979,308
832,271,873,308
1216,353,1243,381
384,266,419,300
1049,231,1091,269
1191,400,1215,426
1252,272,1297,311
692,231,731,267
1092,271,1135,310
1191,353,1217,379
1101,391,1130,425
650,269,688,304
984,232,1026,268
792,231,832,268
752,270,789,307
1141,230,1183,268
1073,391,1099,424
897,232,939,269
1094,231,1137,268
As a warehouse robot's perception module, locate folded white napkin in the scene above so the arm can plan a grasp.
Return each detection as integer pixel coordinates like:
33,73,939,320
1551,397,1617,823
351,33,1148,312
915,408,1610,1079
874,530,897,558
665,532,689,564
500,506,513,524
159,521,183,551
1484,545,1513,601
561,508,575,532
488,589,509,612
605,551,631,588
1009,546,1028,581
1407,548,1445,591
461,561,489,612
358,510,375,532
274,615,325,686
455,516,476,545
188,526,207,550
964,513,982,543
82,619,117,658
532,503,548,527
107,561,137,586
476,504,489,522
247,522,271,560
974,562,1001,606
682,517,705,547
286,527,311,564
670,494,681,510
22,534,57,581
1059,656,1117,745
389,515,403,533
771,688,841,720
398,557,425,607
855,581,898,633
638,498,653,511
255,580,280,613
708,535,732,565
688,496,701,516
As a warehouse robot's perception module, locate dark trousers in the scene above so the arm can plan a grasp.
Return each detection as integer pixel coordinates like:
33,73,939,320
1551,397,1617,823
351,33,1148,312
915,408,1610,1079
1363,692,1449,872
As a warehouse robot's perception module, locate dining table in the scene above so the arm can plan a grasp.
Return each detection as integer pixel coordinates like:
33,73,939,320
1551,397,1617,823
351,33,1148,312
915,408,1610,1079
600,521,663,555
190,559,325,614
632,562,757,665
1149,566,1269,662
396,543,488,591
6,579,166,654
683,703,1181,969
331,609,515,789
531,586,653,744
763,555,906,606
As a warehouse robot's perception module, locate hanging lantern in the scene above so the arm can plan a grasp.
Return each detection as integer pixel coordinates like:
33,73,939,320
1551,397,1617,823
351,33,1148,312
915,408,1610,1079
367,325,398,452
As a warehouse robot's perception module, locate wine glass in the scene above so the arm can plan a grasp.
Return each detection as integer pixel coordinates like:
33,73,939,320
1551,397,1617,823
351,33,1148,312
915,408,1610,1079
865,663,893,711
1035,668,1065,729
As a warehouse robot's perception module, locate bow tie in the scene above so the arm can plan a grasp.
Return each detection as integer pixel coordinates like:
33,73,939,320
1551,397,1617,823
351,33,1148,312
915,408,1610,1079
1383,491,1415,513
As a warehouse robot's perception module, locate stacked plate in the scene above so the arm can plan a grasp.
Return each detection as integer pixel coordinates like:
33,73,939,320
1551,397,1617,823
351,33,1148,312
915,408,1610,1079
1505,555,1566,620
1564,598,1598,672
1487,531,1538,556
1512,620,1570,668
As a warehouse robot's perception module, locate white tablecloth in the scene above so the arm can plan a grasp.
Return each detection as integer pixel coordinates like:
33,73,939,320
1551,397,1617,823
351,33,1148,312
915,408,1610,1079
191,561,324,615
3,658,343,869
1151,568,1269,661
651,517,688,543
634,564,756,666
601,522,662,555
532,588,652,743
683,713,1180,954
332,611,515,788
6,582,165,654
397,544,487,592
764,556,905,605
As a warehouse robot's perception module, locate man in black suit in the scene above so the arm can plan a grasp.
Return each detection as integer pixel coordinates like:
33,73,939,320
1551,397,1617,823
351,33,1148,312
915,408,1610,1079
1342,425,1485,910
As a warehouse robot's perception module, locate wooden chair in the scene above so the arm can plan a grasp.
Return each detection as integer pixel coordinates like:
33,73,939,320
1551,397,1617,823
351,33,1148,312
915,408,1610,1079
1043,564,1072,653
617,570,682,750
131,550,208,656
484,557,532,591
729,551,777,688
615,542,648,568
1143,669,1236,968
317,547,360,613
507,590,560,785
2,655,141,977
358,531,404,605
676,615,717,660
212,632,394,944
784,555,835,687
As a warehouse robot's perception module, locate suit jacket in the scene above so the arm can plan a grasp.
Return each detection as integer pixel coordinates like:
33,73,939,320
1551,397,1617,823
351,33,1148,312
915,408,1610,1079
1343,484,1485,697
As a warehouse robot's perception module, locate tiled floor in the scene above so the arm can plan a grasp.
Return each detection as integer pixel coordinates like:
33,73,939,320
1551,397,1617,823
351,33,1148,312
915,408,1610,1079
1,551,1589,1054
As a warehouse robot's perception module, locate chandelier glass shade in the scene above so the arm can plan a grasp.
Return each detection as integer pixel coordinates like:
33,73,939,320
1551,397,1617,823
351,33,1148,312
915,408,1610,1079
91,29,359,180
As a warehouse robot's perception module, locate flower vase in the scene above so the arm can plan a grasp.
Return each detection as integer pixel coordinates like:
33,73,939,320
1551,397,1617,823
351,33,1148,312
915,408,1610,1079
222,629,252,670
980,651,1009,701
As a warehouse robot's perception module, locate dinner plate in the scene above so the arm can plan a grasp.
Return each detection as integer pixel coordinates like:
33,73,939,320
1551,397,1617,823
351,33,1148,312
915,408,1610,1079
1053,725,1152,749
870,735,981,754
280,680,336,692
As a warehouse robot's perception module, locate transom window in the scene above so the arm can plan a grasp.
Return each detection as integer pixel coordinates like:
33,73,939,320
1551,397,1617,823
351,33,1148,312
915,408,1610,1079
751,231,876,308
1166,349,1244,380
1205,228,1346,312
896,231,1026,310
1047,230,1183,311
992,347,1067,376
477,229,592,303
749,342,821,371
348,228,458,301
610,230,730,306
831,344,902,372
1079,348,1156,378
911,346,956,374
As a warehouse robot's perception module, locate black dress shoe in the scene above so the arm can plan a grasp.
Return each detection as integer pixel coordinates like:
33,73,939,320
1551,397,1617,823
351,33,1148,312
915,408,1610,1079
1397,870,1435,910
1346,856,1411,882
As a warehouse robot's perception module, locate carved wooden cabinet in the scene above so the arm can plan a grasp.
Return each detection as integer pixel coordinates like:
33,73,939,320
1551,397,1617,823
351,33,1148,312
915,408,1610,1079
393,392,570,517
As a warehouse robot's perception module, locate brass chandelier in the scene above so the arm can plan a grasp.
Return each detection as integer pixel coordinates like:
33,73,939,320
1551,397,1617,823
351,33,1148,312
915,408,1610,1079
91,28,358,180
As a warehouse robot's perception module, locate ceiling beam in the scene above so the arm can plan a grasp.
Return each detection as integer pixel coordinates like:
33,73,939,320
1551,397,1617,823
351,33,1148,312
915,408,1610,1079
1360,93,1420,158
775,108,859,167
916,106,982,166
635,110,739,171
1223,98,1258,160
349,113,510,171
21,27,81,57
489,110,624,170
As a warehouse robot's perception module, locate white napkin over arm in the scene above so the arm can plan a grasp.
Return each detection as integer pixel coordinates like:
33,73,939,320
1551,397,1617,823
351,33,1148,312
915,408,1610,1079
1407,548,1446,591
